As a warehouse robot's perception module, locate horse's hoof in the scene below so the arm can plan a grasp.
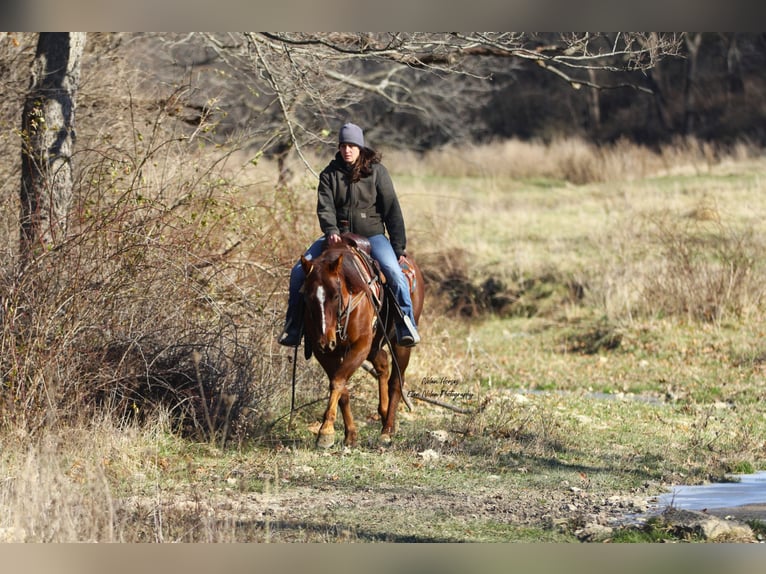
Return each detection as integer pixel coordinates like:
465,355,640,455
343,433,358,448
379,432,393,446
316,432,335,449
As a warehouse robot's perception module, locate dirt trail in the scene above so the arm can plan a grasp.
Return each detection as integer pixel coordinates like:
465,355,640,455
121,476,664,542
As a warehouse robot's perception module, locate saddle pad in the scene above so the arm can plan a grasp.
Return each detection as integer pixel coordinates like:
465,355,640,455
400,257,418,294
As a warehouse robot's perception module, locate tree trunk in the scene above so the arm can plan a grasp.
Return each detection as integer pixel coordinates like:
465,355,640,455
20,32,86,260
683,33,702,135
586,68,601,131
724,33,744,97
643,33,672,132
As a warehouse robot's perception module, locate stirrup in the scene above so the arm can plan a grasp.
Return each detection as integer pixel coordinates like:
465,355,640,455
397,316,420,347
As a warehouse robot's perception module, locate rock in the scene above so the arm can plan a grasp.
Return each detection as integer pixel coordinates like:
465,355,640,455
429,430,450,443
662,508,755,542
511,393,530,405
576,523,614,542
418,449,440,461
629,497,649,513
292,465,315,477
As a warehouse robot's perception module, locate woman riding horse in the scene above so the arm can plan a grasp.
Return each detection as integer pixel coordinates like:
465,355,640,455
299,239,424,447
279,122,420,348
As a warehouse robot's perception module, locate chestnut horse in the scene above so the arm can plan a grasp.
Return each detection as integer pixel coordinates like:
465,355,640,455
300,236,424,448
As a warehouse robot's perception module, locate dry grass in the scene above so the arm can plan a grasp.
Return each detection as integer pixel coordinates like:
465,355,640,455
384,135,761,185
3,40,766,540
390,136,766,327
0,45,319,439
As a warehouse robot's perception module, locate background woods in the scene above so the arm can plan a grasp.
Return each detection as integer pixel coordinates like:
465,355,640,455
121,33,764,148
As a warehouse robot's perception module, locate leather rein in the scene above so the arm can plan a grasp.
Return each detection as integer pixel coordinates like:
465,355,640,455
335,248,381,343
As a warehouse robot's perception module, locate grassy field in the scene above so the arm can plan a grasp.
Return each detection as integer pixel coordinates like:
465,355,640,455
2,134,766,542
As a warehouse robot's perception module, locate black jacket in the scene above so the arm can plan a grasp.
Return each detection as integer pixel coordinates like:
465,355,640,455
316,153,407,258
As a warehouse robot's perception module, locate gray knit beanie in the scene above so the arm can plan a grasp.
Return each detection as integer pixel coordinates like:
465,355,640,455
338,123,365,148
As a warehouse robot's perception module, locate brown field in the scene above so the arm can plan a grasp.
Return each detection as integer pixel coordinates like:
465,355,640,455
3,109,766,542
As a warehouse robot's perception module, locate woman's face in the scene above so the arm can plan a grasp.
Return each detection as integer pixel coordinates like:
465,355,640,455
339,143,360,165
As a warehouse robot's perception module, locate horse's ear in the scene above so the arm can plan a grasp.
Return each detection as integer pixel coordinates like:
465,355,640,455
300,256,313,275
329,253,343,274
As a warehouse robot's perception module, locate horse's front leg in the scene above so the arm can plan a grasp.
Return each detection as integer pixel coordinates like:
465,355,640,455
316,345,368,449
337,385,357,447
317,375,349,449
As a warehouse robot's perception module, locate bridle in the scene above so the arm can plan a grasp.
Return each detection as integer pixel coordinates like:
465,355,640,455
305,249,380,346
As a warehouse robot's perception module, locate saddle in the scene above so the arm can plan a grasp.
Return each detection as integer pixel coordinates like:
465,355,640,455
340,233,384,289
340,232,418,295
340,232,372,255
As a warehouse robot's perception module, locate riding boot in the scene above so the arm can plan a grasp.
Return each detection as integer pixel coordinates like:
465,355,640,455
396,315,421,347
384,285,420,347
278,298,304,347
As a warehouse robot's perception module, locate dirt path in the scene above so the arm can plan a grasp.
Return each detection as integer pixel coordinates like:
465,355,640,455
121,475,662,542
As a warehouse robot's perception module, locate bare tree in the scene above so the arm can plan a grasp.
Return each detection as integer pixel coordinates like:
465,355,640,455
722,33,744,97
20,32,86,260
158,32,683,164
683,32,703,134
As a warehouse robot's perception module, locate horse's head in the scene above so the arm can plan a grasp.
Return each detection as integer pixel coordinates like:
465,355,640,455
301,249,347,353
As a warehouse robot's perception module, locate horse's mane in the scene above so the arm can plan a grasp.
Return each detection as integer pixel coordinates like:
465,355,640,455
318,244,368,292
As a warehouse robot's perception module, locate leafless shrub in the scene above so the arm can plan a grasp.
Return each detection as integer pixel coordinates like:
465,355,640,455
629,213,766,323
0,75,303,442
644,219,764,322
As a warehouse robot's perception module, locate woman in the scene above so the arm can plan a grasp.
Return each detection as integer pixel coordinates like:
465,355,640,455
278,122,420,347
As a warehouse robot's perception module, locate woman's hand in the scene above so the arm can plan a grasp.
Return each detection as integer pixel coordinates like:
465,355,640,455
327,233,342,246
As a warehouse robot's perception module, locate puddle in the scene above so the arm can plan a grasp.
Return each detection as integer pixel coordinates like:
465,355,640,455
520,388,664,406
585,391,663,405
658,471,766,511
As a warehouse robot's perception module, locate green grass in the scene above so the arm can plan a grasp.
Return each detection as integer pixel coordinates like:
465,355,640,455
746,519,766,540
4,141,766,542
610,517,687,543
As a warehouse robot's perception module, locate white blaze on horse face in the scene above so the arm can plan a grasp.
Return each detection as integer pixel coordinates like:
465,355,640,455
316,285,327,335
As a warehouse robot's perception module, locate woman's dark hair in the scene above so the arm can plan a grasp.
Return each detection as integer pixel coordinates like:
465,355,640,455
348,147,381,183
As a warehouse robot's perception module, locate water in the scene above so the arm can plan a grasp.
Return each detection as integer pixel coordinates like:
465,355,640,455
658,471,766,511
520,388,664,405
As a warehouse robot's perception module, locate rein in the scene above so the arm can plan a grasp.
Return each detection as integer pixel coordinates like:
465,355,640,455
335,278,367,342
335,248,381,342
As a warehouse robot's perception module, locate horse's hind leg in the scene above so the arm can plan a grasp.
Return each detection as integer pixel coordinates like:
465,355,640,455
370,347,401,445
370,348,392,423
381,346,411,440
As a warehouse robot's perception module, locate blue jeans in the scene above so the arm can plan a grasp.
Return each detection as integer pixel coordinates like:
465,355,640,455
285,234,416,330
368,234,416,325
286,236,326,317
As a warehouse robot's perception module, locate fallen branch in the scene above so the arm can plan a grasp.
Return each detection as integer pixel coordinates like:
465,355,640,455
407,392,474,414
